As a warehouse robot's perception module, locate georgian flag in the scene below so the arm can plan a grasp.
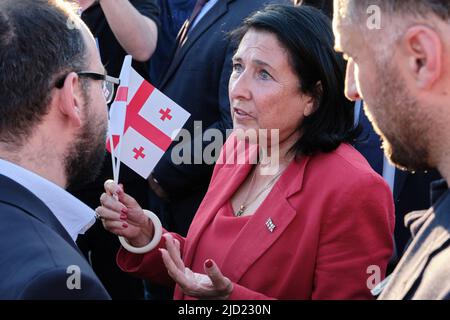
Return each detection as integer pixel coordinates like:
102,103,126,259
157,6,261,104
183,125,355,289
107,62,190,179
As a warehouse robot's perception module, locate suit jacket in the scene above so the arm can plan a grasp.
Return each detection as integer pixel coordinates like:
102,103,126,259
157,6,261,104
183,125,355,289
379,180,450,299
354,109,441,259
151,0,290,236
117,136,395,299
0,174,110,299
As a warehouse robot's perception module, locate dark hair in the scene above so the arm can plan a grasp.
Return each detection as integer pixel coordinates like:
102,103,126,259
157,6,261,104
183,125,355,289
232,4,358,156
0,0,88,147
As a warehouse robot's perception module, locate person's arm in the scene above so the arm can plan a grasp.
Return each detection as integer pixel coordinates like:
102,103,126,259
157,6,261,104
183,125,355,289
99,0,158,61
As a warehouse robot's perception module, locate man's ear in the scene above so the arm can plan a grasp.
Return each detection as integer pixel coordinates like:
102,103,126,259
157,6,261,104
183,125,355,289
402,25,442,90
303,82,322,117
58,72,83,127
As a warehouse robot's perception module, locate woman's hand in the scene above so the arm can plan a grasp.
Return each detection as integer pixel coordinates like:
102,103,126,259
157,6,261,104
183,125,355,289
96,180,154,247
160,234,233,300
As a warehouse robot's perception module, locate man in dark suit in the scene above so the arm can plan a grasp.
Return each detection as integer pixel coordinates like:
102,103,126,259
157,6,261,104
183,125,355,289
0,0,110,299
148,0,290,237
334,0,450,299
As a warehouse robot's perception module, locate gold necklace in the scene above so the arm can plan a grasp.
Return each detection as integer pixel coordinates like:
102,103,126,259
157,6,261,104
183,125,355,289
235,167,285,217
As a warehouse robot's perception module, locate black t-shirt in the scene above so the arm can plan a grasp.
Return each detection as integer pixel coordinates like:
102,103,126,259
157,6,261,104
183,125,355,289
81,0,160,80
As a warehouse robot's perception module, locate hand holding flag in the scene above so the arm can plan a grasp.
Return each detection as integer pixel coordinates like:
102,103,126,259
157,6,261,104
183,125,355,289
104,56,190,254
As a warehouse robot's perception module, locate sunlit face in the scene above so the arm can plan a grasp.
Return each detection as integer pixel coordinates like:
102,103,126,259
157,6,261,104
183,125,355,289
65,23,108,189
229,29,314,146
333,17,431,170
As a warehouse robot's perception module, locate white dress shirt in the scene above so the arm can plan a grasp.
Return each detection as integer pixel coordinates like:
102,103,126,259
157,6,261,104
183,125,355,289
0,159,95,241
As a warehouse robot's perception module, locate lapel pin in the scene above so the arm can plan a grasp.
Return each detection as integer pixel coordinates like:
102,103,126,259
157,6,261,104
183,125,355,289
266,218,276,233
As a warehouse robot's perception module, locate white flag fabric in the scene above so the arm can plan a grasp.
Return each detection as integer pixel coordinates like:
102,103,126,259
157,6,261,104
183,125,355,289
118,127,166,178
109,55,132,137
107,65,190,179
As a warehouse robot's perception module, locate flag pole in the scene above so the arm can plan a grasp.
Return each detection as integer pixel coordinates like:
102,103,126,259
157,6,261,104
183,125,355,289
115,130,123,184
107,120,118,183
114,55,132,184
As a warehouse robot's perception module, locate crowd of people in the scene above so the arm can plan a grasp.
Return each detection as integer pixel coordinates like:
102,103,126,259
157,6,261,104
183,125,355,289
1,0,450,300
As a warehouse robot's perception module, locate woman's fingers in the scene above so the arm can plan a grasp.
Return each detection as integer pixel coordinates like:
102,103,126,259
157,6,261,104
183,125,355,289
204,259,232,295
104,180,140,209
116,189,141,209
160,248,191,289
101,181,146,225
174,238,181,253
95,206,123,221
163,234,185,271
104,179,121,197
100,192,126,213
103,180,137,206
101,218,132,237
102,219,128,231
159,248,232,299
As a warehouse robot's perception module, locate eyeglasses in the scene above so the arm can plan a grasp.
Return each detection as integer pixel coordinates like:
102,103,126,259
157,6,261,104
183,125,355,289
55,71,120,104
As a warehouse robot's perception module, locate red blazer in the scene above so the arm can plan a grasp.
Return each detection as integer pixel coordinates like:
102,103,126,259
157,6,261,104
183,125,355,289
117,137,395,300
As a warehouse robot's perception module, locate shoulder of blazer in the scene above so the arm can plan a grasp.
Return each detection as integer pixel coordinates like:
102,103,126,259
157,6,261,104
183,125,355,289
0,174,78,250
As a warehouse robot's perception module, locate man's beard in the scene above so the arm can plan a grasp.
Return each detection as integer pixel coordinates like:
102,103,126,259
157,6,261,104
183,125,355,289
364,62,432,172
64,94,107,190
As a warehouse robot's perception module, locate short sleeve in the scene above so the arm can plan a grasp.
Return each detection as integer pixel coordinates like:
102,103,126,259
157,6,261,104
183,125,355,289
130,0,160,27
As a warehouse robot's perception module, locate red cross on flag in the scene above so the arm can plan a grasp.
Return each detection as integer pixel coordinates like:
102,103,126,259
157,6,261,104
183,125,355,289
107,57,190,179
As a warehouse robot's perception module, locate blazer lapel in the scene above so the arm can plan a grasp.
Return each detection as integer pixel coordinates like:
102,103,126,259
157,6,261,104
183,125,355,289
183,160,254,267
221,157,307,282
159,0,232,88
221,185,297,283
184,136,259,266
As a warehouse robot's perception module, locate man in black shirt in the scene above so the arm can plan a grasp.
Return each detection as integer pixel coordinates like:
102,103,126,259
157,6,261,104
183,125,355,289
70,0,159,299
